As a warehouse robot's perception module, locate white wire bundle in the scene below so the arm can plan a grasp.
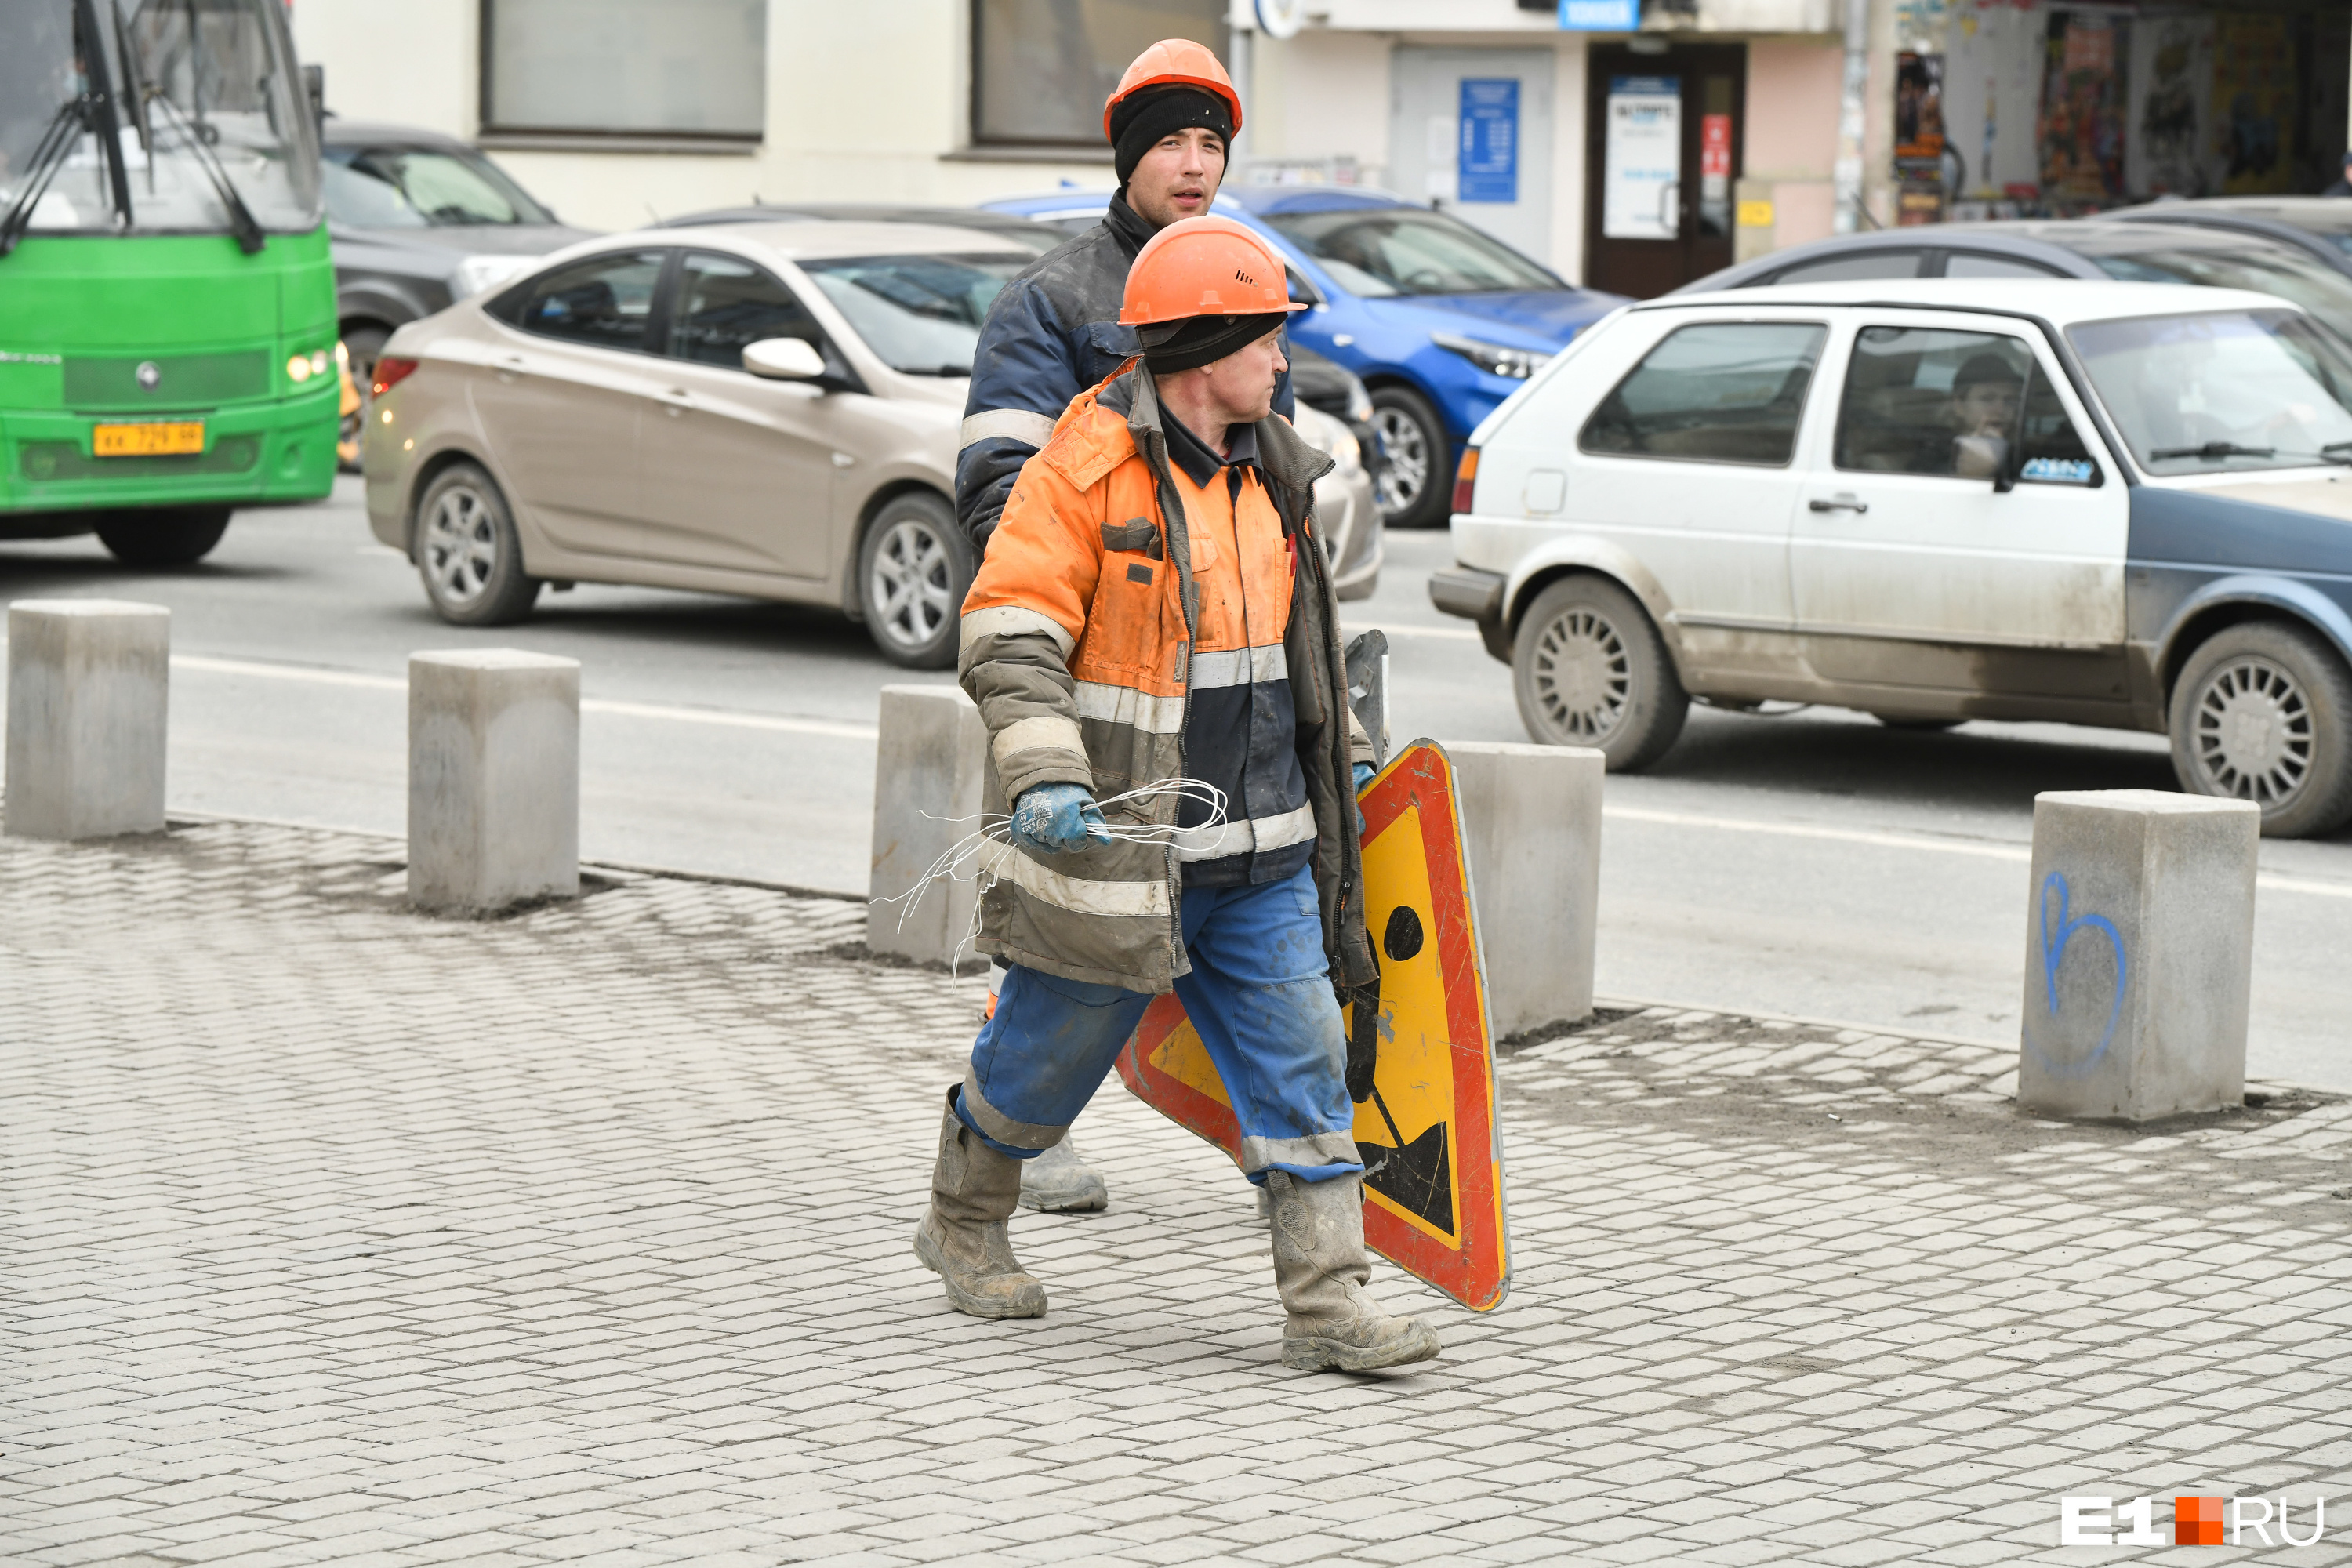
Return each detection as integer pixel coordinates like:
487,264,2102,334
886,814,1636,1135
870,778,1232,954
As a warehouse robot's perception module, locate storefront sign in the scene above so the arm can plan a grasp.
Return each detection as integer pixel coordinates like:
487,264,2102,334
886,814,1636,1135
1602,76,1681,241
1559,0,1638,30
1458,78,1519,205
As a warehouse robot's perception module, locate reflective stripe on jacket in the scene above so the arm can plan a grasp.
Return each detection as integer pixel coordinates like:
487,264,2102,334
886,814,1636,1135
957,365,1374,996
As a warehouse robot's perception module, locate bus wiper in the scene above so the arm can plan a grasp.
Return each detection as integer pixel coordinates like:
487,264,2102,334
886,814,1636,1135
2321,441,2352,466
0,100,87,258
145,89,265,253
2148,441,2275,462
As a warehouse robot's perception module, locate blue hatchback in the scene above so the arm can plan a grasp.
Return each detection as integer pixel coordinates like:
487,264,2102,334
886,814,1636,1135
979,187,1625,528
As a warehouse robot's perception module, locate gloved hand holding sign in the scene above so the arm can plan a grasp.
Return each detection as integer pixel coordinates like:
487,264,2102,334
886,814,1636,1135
1352,760,1375,836
1008,782,1110,855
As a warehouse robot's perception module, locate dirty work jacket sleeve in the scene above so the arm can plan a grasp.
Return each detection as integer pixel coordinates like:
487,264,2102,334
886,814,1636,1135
956,279,1081,553
958,459,1101,807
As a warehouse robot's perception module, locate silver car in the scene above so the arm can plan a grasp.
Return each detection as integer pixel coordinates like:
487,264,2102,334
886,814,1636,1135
363,220,1375,666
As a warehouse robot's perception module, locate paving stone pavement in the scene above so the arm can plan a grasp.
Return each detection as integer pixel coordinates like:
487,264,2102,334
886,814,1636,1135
4,820,2351,1567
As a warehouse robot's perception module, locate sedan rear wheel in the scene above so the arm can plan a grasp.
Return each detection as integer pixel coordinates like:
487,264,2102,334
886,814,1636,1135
1369,385,1450,530
2169,620,2352,837
416,463,540,626
858,491,971,670
1512,575,1688,770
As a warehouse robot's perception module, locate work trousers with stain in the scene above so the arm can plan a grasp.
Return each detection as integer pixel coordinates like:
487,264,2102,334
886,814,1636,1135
952,864,1363,1184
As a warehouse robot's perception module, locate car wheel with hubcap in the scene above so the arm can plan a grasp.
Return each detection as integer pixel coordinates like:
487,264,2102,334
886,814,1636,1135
1368,384,1451,530
415,463,540,626
858,490,972,670
1512,575,1689,770
2169,620,2352,838
95,506,232,568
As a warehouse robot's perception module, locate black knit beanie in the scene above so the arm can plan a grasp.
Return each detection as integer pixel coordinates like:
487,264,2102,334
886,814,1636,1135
1112,85,1233,188
1140,312,1287,375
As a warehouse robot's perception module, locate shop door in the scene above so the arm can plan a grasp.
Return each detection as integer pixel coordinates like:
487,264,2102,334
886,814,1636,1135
1388,48,1555,266
1583,46,1745,298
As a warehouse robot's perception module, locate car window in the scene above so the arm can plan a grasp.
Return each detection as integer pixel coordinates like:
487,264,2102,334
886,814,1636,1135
1944,252,2065,279
2086,236,2352,344
1769,251,1923,285
1835,327,2032,476
321,160,426,229
670,252,820,368
2013,366,2100,484
1258,206,1562,296
2070,309,2352,476
798,252,1028,376
504,250,666,354
325,147,554,227
1580,321,1827,466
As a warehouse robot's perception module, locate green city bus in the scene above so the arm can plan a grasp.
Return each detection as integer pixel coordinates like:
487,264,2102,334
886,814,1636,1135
2,0,336,567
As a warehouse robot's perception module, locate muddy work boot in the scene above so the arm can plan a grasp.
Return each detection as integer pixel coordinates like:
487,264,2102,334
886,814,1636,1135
1266,1171,1439,1372
1018,1136,1109,1213
913,1089,1047,1319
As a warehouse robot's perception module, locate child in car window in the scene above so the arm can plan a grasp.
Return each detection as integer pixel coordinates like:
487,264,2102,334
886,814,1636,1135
1944,353,2024,477
1947,354,2024,442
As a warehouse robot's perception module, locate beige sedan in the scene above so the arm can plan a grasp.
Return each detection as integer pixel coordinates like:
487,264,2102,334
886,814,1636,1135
363,219,1378,667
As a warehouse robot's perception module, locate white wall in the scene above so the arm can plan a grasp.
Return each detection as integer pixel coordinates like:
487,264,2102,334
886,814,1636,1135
292,0,477,137
290,0,1116,232
1250,29,1396,186
1549,34,1588,285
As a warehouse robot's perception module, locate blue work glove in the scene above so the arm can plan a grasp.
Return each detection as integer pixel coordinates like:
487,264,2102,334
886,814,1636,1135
1008,782,1109,855
1352,761,1376,835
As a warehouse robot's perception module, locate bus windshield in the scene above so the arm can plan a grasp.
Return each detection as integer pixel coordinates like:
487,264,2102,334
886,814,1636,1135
0,0,321,241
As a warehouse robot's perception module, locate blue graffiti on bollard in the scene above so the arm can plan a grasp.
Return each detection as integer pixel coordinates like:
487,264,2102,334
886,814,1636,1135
2032,871,2127,1076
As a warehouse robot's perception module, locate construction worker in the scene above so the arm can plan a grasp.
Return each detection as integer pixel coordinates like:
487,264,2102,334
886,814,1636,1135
913,216,1439,1374
958,38,1292,551
960,38,1291,1215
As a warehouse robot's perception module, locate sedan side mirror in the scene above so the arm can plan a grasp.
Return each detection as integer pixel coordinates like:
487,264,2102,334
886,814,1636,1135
743,337,826,381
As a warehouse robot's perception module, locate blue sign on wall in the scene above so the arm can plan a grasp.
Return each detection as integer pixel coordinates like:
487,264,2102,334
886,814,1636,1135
1458,78,1519,205
1559,0,1639,30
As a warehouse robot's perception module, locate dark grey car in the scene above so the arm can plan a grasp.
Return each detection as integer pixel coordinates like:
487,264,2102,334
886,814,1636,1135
323,120,593,429
1679,218,2352,344
2106,198,2352,281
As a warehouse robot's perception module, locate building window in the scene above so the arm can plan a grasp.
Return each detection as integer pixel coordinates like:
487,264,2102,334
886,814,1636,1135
483,0,765,140
971,0,1225,148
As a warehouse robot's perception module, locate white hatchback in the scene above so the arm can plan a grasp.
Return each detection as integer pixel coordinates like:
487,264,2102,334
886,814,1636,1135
1430,278,2352,837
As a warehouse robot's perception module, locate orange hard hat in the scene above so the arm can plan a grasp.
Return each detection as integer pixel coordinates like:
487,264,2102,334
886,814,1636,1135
1102,39,1243,141
1119,216,1307,327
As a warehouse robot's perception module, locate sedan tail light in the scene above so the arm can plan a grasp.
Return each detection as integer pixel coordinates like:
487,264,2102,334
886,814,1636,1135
370,357,419,399
1451,447,1479,516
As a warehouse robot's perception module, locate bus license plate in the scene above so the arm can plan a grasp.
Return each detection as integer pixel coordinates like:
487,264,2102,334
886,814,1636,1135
93,421,205,457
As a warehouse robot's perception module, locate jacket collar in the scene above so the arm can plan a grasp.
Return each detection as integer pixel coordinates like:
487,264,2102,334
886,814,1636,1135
1103,192,1155,258
1109,367,1334,495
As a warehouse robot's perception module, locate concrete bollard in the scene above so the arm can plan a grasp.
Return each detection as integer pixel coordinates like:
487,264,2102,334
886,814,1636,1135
868,683,988,967
5,599,171,841
408,648,579,914
2018,788,2259,1121
1446,741,1605,1038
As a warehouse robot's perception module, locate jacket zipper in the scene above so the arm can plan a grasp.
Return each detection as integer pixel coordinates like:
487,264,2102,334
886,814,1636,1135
1149,429,1197,980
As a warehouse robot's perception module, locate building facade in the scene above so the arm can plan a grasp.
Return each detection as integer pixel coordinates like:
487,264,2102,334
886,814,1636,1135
291,0,2350,295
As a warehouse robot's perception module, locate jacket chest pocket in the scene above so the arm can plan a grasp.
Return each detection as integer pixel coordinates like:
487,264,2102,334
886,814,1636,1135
1083,539,1183,684
1081,321,1142,383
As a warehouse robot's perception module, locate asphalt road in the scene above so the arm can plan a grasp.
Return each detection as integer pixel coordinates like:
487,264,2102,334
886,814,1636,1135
6,478,2349,1086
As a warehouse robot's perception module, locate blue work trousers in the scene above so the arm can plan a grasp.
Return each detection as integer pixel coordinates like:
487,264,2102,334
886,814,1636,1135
953,865,1362,1184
